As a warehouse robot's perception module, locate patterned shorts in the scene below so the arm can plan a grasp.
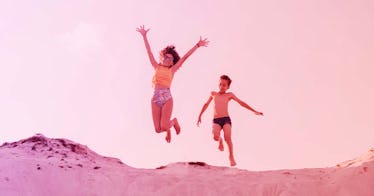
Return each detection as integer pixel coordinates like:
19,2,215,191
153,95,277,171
152,88,172,107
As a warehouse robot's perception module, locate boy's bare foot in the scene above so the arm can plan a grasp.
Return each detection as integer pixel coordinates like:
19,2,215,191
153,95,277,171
173,118,181,135
218,137,224,151
165,130,171,143
229,156,236,166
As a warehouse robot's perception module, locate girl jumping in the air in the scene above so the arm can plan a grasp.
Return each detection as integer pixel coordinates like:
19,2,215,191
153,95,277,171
137,25,209,143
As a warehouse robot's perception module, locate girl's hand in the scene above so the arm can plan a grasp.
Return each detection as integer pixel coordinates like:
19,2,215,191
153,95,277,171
136,25,150,36
197,36,209,47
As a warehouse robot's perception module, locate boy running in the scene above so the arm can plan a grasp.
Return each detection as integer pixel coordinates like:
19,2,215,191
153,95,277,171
197,75,263,166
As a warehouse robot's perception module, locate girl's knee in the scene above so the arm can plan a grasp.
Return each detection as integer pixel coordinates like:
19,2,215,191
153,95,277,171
160,125,169,132
154,125,162,133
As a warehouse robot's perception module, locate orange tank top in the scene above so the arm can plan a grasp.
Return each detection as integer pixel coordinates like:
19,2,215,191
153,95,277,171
152,66,174,87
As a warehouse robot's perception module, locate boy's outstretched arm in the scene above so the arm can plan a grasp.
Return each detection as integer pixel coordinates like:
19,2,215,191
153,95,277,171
172,36,209,72
197,95,213,126
231,93,263,115
136,25,158,68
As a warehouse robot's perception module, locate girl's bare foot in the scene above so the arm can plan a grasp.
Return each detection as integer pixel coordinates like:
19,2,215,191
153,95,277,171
229,156,236,166
218,137,224,151
173,118,181,135
165,130,171,143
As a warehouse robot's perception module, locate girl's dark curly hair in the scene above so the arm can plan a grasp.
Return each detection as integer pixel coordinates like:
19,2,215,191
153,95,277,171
160,45,180,65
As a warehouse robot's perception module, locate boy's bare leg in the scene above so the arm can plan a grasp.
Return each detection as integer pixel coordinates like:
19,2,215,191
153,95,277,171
223,124,236,166
212,124,223,151
171,118,180,135
161,99,173,143
218,137,224,151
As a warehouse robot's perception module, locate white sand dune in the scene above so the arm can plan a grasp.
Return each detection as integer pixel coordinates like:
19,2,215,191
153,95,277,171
0,134,373,196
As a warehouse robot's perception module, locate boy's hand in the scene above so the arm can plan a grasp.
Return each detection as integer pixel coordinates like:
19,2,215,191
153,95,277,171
197,117,202,127
255,111,263,116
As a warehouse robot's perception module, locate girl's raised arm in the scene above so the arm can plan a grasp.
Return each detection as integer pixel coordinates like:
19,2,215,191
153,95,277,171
136,25,158,68
171,36,209,72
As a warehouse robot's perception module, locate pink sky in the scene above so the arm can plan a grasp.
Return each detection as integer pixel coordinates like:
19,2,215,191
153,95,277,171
1,0,373,170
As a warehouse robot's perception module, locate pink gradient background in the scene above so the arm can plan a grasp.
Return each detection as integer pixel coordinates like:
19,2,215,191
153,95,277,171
1,0,373,170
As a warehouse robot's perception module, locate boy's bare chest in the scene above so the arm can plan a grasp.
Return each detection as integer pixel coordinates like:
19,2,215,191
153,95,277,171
213,94,231,105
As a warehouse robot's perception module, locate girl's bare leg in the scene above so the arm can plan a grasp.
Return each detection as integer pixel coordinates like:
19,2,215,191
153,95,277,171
171,118,180,134
151,101,162,133
161,99,173,143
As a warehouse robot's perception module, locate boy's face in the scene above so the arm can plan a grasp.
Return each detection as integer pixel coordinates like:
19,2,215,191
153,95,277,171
219,79,230,93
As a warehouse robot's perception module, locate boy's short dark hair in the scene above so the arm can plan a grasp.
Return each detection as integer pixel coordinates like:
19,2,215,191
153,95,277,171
220,75,232,86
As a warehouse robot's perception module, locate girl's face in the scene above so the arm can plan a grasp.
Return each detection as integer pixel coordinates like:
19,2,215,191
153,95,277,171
160,53,174,67
219,79,230,93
